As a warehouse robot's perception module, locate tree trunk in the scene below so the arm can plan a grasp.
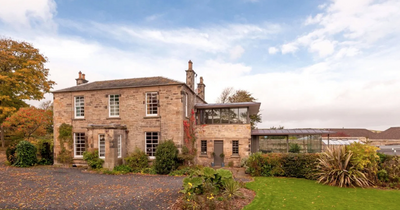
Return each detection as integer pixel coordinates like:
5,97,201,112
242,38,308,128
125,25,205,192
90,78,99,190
1,125,4,148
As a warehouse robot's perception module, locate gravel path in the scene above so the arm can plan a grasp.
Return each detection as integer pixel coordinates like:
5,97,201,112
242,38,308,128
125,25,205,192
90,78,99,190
0,151,184,209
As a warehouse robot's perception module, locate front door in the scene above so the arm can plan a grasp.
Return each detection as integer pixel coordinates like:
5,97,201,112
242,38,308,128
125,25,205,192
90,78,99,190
214,140,223,166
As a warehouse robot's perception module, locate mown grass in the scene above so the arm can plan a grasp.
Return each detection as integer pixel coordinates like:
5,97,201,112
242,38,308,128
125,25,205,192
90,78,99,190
244,177,400,210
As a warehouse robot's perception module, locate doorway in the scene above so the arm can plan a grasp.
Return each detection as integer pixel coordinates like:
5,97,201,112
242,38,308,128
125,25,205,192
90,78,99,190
214,140,223,166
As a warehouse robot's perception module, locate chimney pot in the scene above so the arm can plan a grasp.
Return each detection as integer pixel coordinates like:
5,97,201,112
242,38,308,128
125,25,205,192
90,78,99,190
188,60,193,70
79,71,82,79
82,74,85,80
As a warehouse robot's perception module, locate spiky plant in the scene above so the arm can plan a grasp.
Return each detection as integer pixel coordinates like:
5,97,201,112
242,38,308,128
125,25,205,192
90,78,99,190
316,146,372,188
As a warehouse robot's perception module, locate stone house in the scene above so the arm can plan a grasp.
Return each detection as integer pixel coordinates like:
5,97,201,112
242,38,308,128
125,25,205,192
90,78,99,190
52,61,260,169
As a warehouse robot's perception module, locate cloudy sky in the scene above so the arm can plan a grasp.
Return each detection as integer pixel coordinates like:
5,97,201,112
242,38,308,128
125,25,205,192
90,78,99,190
1,0,399,130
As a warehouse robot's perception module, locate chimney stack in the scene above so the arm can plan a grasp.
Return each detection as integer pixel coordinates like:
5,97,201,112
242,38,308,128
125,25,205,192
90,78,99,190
76,71,89,85
197,76,205,100
185,60,196,91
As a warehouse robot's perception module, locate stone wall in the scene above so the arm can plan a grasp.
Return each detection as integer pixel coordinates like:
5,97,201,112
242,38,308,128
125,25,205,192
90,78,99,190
195,124,251,167
53,84,202,165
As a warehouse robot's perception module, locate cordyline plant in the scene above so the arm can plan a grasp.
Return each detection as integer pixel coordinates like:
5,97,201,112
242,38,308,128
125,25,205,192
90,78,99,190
316,146,373,188
183,109,197,154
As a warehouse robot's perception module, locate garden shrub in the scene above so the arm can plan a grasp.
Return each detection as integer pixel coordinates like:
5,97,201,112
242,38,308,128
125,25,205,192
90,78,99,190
346,143,379,181
289,143,301,153
37,139,53,165
177,145,196,166
245,152,264,176
154,140,179,174
113,165,133,174
182,167,234,195
56,148,73,164
228,161,234,167
6,144,17,164
83,150,104,169
378,155,400,185
282,153,319,179
13,140,37,167
125,147,148,172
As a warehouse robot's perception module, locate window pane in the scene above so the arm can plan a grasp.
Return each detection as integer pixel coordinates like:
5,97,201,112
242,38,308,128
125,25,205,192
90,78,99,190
74,133,85,157
201,140,207,154
109,95,120,116
232,140,239,154
145,132,159,157
205,109,213,124
230,108,239,124
75,96,85,117
238,108,248,124
212,109,220,124
118,135,121,158
146,93,158,115
220,109,230,124
99,135,105,158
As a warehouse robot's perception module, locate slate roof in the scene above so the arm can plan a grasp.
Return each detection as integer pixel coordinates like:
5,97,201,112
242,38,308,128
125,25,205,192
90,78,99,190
321,127,400,139
52,76,185,93
252,129,335,136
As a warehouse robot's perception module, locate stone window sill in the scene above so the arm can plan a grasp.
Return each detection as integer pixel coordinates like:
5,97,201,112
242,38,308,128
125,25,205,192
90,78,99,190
230,155,240,158
144,116,160,119
199,154,208,158
73,118,85,121
107,117,121,120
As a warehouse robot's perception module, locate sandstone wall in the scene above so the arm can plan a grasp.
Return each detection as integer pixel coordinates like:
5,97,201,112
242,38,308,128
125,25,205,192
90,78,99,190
53,84,197,164
196,124,251,167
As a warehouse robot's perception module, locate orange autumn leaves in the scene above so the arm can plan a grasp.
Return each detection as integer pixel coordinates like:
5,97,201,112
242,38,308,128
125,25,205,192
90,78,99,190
0,38,55,121
2,107,52,140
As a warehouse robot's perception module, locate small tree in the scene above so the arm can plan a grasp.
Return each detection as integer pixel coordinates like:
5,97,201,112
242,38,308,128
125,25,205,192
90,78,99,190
2,107,52,140
154,140,179,174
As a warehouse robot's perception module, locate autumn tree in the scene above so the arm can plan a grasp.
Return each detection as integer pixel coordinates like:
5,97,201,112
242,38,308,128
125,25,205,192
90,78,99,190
217,88,262,129
2,107,52,140
0,38,55,123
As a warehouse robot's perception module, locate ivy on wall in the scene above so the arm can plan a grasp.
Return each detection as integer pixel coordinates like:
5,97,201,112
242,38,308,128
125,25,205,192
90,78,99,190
56,123,73,164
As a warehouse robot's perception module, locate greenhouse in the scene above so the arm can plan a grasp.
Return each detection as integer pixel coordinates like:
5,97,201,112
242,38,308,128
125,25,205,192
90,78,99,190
250,129,335,154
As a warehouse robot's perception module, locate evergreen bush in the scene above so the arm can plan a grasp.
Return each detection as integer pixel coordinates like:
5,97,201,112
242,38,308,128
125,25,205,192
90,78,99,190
37,139,53,165
125,147,149,172
83,150,104,169
14,140,37,167
154,140,179,174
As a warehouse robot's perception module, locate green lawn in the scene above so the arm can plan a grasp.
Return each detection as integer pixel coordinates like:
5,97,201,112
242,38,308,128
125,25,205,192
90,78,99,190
244,177,400,210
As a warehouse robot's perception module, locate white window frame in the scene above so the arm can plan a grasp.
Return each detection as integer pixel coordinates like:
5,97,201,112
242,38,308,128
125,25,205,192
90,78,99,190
145,132,159,159
109,94,120,117
98,134,105,159
74,96,85,119
118,135,122,158
73,133,85,158
145,92,158,116
185,93,188,118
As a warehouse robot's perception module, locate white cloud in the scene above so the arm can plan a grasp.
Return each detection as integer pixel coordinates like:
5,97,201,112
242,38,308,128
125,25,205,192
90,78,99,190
281,42,298,54
268,47,278,54
309,39,335,57
229,45,245,60
2,0,400,130
0,0,56,31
